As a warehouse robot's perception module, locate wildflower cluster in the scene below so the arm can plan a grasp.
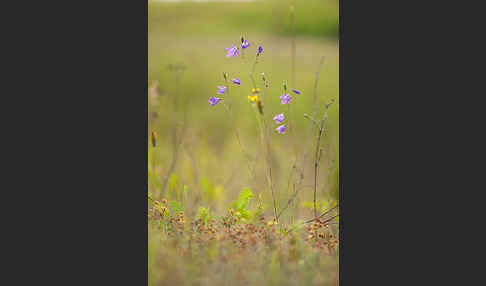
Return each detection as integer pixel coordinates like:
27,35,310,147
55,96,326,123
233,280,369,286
209,74,240,106
211,36,301,137
304,218,339,254
209,35,271,132
190,217,219,243
148,197,338,254
270,76,302,135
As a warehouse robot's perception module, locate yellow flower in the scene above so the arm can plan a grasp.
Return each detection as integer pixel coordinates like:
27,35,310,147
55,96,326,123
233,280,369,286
251,87,261,94
248,95,259,103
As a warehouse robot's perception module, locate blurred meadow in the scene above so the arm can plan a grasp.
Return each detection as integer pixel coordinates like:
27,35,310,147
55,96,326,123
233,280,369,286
148,0,339,285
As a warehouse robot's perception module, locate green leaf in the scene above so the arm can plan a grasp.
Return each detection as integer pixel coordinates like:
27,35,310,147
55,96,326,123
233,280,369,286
238,188,254,202
239,209,251,219
236,188,253,209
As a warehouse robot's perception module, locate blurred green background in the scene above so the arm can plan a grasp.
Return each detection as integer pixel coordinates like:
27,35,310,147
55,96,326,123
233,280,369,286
148,0,339,220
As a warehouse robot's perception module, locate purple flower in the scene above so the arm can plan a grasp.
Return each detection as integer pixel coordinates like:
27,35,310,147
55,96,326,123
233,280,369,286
217,86,227,95
276,125,286,134
258,46,263,54
280,93,292,104
209,97,220,106
232,78,240,85
225,45,239,58
241,40,250,49
273,113,284,124
292,89,301,95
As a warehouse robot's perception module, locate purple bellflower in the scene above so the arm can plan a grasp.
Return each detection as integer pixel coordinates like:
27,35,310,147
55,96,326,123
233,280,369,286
217,86,227,95
292,89,301,95
280,93,292,104
209,97,220,106
273,113,284,124
232,78,240,85
276,125,286,134
225,45,239,58
258,46,263,54
241,40,250,49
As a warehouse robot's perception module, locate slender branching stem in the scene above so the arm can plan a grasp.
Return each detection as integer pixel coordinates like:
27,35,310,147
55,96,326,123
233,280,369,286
304,205,338,224
243,48,278,223
313,100,334,217
305,213,339,225
278,57,325,220
300,56,325,183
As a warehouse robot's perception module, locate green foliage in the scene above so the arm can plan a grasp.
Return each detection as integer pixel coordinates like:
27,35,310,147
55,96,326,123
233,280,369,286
231,188,253,211
229,188,257,221
196,206,211,225
237,187,253,207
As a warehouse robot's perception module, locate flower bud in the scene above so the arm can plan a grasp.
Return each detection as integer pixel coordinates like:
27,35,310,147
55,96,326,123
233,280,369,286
257,99,264,115
151,131,157,147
